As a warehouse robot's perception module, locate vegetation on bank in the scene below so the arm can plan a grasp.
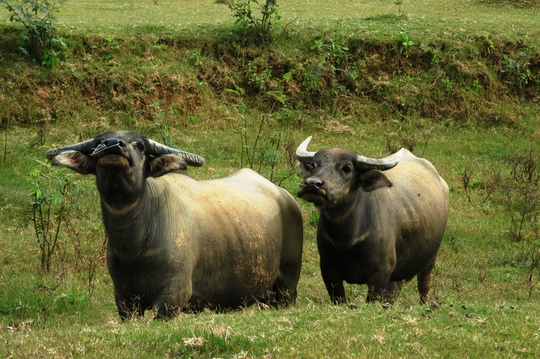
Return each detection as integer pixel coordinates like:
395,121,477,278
1,17,539,129
1,0,540,357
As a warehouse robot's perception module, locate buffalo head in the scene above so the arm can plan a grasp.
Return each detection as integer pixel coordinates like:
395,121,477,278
46,130,204,207
295,136,404,210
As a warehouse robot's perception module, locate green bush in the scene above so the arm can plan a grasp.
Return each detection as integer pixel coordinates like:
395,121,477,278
228,0,280,43
0,0,67,66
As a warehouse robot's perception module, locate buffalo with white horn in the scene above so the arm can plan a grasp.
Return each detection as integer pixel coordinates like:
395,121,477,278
296,136,449,305
47,130,303,319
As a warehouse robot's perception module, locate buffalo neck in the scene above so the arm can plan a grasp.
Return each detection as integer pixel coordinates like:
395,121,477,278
100,179,170,258
95,164,144,208
318,191,372,246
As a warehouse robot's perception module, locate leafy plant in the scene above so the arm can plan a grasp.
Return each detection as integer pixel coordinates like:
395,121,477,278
245,58,273,91
309,209,319,227
104,36,118,50
228,0,280,43
148,101,173,146
482,33,494,56
310,31,353,76
41,36,67,68
0,0,67,65
395,28,414,58
28,159,81,272
188,48,202,66
305,30,359,111
501,50,538,96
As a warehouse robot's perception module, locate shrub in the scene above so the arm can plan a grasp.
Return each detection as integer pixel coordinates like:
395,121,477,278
228,0,280,43
0,0,67,65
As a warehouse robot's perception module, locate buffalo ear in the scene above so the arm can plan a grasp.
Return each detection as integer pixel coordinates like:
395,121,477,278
50,151,95,175
361,170,393,192
149,154,188,177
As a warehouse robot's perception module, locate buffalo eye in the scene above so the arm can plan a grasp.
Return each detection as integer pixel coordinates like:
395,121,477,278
304,163,315,171
342,164,353,174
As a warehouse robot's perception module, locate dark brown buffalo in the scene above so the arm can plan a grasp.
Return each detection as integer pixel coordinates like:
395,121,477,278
47,131,303,319
296,136,449,305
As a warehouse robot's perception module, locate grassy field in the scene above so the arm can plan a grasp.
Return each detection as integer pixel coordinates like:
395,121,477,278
2,0,539,37
1,0,540,357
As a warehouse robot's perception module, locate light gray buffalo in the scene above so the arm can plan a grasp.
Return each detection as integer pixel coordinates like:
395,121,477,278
296,136,449,305
46,130,303,319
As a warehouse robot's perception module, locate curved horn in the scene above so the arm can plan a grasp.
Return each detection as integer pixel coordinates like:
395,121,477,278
146,139,205,167
46,138,95,160
356,148,405,170
296,136,317,164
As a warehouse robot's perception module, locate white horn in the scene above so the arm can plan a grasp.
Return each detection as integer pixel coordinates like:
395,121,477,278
46,138,95,160
296,136,317,163
356,148,405,170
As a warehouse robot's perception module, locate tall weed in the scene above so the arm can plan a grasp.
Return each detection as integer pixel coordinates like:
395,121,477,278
463,150,540,297
28,159,105,294
28,159,80,272
502,150,540,297
236,109,295,184
501,150,540,243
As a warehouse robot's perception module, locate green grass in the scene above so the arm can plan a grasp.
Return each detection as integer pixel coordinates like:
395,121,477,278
1,0,540,357
2,0,538,39
2,291,540,357
60,0,540,39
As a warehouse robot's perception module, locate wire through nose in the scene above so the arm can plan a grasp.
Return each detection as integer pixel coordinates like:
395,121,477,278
92,142,123,155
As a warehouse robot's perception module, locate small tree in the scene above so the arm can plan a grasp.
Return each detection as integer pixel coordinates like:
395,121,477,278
0,0,67,66
228,0,280,43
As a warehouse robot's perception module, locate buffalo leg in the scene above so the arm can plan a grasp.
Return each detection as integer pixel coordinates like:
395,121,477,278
417,262,435,304
366,277,401,304
365,251,401,303
154,285,191,319
272,284,297,307
155,303,180,319
273,261,301,307
325,281,346,304
321,269,346,304
115,296,143,321
384,280,402,303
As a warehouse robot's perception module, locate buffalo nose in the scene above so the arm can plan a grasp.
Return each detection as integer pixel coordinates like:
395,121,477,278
105,138,127,147
305,177,323,188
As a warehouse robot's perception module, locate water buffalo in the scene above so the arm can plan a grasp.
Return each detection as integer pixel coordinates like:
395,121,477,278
46,130,303,319
296,136,449,305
